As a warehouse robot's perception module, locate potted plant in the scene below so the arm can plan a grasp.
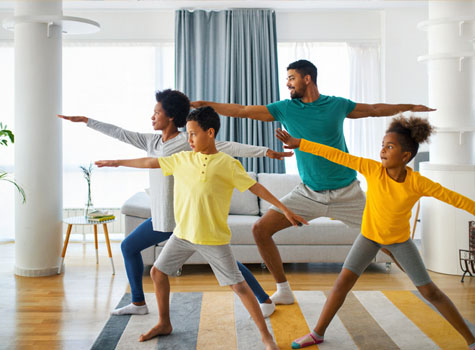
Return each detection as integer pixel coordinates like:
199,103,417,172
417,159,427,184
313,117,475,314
0,122,25,203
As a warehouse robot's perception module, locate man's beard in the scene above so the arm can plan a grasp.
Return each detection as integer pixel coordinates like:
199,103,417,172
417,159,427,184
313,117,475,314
290,89,303,99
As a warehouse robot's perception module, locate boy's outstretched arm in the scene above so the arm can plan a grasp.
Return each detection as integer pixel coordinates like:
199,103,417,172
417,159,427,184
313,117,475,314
248,182,308,227
95,157,160,169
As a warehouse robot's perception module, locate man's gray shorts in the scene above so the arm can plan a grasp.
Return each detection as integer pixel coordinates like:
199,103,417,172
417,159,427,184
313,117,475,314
154,234,244,286
270,179,366,229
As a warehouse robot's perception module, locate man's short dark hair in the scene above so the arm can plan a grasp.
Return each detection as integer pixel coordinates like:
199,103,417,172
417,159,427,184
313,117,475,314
186,106,220,138
155,89,190,128
287,59,318,85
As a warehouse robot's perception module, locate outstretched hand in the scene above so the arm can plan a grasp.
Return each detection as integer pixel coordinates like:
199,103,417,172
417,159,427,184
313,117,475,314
275,128,301,149
282,208,309,228
411,105,436,112
190,101,204,109
57,115,88,123
95,160,119,168
266,149,294,160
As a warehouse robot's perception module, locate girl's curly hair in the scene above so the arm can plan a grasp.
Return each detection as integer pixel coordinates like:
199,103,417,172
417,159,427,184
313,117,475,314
386,115,435,161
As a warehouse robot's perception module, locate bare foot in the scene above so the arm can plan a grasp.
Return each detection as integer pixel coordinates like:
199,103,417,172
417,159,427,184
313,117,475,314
138,323,172,342
263,336,279,350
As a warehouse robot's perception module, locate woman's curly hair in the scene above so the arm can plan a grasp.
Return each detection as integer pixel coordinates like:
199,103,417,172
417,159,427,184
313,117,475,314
386,114,435,161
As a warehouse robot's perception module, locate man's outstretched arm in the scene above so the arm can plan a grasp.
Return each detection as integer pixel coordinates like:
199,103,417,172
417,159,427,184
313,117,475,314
191,101,275,122
347,103,436,119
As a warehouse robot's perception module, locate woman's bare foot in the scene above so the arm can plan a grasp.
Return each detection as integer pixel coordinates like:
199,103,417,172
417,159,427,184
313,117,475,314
138,322,172,342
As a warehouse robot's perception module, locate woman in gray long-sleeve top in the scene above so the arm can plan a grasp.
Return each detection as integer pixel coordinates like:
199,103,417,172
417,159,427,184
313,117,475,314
58,89,290,318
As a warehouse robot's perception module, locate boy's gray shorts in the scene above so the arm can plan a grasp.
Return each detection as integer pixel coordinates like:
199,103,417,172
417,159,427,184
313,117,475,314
343,234,432,286
270,179,366,229
154,234,244,286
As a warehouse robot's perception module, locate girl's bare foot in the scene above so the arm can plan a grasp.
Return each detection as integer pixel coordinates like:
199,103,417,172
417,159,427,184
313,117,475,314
263,335,279,350
138,323,172,342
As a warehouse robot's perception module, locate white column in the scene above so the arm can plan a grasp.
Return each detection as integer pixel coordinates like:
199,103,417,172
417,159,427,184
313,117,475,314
14,0,63,276
419,0,475,275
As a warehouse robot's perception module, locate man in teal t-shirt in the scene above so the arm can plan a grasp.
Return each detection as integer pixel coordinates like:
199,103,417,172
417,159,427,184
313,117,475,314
191,59,435,305
267,96,356,192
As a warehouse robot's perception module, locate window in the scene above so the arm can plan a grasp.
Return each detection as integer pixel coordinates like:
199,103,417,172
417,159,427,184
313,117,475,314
0,46,14,240
0,44,175,239
62,44,174,209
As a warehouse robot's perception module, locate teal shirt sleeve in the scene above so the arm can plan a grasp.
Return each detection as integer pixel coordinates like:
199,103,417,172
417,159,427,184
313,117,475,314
266,100,289,122
347,99,356,115
336,97,356,116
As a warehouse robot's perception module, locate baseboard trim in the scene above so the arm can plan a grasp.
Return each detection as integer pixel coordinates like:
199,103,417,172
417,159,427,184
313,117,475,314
14,265,60,277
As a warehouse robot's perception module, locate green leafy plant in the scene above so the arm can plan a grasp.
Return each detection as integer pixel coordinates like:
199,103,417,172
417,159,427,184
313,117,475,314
0,122,14,146
1,123,25,203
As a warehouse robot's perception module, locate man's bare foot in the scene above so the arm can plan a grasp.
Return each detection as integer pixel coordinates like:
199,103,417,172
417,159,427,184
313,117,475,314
263,336,279,350
138,323,172,342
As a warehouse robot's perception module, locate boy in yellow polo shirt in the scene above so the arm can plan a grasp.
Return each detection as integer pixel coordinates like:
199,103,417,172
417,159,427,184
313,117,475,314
96,106,308,350
276,116,475,350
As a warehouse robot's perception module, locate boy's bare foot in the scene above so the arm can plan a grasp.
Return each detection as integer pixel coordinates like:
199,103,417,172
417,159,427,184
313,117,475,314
138,323,172,342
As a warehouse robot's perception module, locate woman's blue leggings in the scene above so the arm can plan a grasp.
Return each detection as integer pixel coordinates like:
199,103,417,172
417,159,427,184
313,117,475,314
121,218,270,303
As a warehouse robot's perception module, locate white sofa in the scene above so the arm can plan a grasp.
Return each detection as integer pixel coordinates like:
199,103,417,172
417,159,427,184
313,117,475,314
121,173,392,268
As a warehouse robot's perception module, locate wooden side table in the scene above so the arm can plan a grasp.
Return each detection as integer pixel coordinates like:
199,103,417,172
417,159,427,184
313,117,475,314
58,216,116,275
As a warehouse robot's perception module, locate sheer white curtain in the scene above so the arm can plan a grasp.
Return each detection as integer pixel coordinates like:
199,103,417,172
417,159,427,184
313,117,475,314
345,42,384,160
344,42,383,190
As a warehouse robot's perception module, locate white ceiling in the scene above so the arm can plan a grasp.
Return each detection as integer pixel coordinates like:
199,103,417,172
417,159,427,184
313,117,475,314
0,0,427,11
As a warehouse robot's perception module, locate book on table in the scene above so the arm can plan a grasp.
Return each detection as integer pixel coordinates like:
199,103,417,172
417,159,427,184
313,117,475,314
87,210,115,222
87,215,115,222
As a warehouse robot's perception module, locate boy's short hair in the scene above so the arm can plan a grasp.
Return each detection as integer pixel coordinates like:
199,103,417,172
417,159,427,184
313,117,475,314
186,106,221,138
155,89,190,128
287,59,318,85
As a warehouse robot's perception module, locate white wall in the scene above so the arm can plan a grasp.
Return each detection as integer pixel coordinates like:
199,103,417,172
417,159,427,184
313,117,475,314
276,10,381,42
382,7,429,105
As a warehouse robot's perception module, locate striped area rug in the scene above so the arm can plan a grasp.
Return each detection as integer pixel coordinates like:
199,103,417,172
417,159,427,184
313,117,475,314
92,291,474,350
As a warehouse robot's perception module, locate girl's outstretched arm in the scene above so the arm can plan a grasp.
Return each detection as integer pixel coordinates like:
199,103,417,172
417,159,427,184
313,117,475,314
95,157,160,169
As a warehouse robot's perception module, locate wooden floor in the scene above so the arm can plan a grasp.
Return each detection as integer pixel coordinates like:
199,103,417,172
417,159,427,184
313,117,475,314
1,241,474,350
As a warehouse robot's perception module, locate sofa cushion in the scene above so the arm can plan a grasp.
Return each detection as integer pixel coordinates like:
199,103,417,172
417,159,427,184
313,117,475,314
121,191,151,218
257,173,301,215
228,215,261,244
229,172,259,215
272,217,360,245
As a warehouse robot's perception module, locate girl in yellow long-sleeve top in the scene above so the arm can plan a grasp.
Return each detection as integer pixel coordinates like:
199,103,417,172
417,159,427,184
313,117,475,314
276,116,475,350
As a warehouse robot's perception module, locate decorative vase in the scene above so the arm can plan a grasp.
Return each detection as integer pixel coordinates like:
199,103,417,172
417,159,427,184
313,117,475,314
84,184,94,217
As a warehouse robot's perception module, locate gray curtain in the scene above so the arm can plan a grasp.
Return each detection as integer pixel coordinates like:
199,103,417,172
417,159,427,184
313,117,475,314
175,9,284,173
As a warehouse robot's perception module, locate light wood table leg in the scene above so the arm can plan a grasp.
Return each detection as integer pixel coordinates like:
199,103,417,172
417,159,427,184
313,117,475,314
58,224,73,274
93,224,99,264
102,223,115,275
